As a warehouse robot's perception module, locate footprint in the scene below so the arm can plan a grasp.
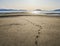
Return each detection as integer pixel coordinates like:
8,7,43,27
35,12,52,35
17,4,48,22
36,35,39,38
35,40,38,46
38,31,40,34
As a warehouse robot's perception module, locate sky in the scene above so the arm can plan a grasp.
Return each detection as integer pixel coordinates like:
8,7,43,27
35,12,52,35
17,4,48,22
0,0,60,10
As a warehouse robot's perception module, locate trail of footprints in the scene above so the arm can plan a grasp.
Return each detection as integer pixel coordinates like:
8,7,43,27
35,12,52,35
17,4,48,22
24,18,42,46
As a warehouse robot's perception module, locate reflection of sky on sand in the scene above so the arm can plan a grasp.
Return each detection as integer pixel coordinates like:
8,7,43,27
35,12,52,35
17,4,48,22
30,11,41,14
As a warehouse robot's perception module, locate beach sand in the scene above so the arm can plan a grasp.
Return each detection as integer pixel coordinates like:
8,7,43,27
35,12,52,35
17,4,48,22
0,15,60,46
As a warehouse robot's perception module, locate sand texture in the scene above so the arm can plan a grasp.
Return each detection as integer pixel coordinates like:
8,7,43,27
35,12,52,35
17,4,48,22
0,16,60,46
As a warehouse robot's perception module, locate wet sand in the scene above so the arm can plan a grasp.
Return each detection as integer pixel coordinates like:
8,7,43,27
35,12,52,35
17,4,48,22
0,15,60,46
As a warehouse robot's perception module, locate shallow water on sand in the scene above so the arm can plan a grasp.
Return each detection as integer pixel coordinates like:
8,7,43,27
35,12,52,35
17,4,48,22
0,16,60,46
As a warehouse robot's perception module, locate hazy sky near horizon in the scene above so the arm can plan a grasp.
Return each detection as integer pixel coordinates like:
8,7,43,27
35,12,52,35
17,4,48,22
0,0,60,10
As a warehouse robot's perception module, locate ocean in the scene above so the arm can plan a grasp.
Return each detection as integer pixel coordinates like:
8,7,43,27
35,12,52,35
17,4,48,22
0,11,60,16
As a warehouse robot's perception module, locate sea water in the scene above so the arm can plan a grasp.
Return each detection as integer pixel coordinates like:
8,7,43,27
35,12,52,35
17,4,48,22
0,11,60,16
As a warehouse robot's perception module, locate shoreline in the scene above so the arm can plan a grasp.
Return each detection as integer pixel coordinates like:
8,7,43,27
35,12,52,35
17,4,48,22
0,12,60,17
0,14,60,18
